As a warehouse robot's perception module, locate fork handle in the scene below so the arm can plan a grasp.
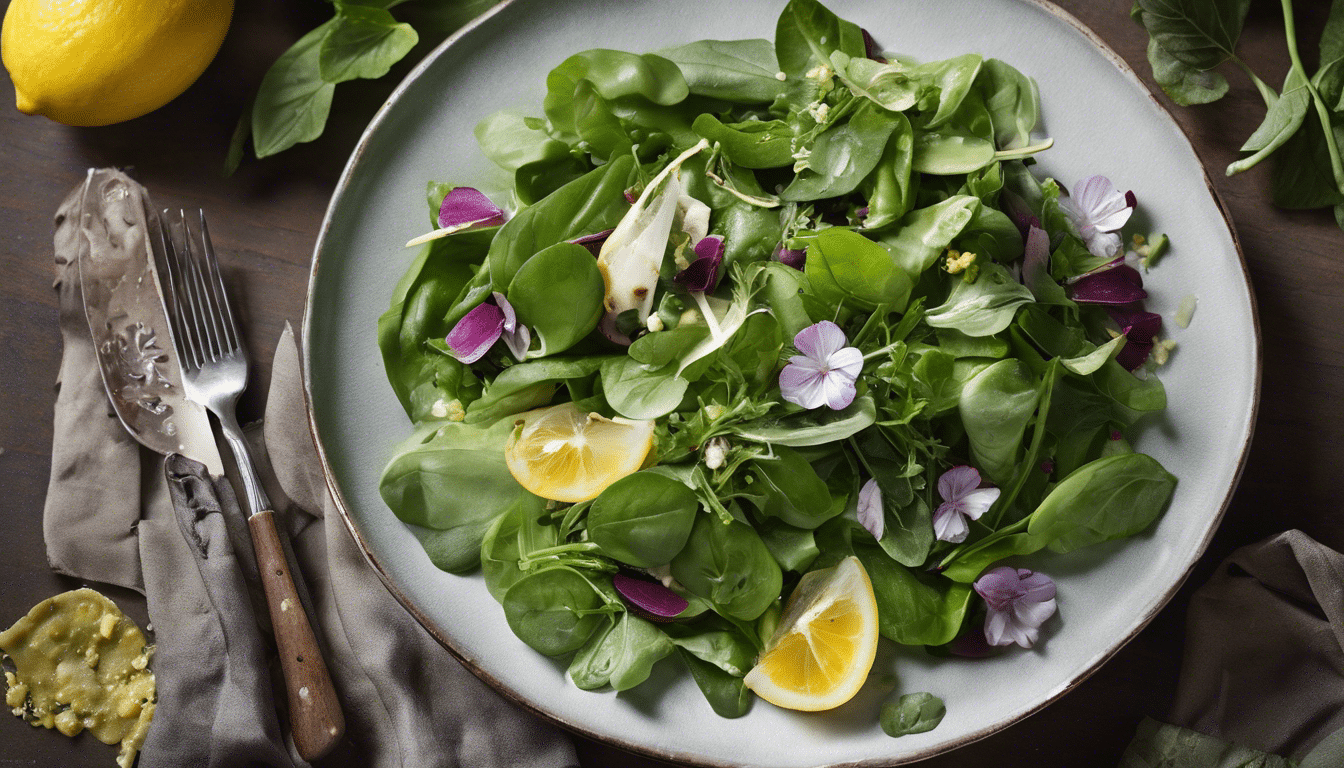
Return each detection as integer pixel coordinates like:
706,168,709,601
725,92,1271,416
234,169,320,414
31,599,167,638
249,510,346,760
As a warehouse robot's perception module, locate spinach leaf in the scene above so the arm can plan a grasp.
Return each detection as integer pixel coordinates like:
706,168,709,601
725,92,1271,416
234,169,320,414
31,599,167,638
569,612,674,691
543,50,689,145
880,195,980,277
465,356,607,424
735,396,877,447
750,445,837,529
758,520,821,572
318,5,418,83
880,692,947,737
1028,453,1177,553
600,357,691,420
677,649,753,717
978,58,1040,150
781,106,900,201
1143,35,1230,106
855,546,970,646
833,53,921,113
854,431,934,566
487,155,637,290
664,621,756,676
925,262,1035,338
503,567,613,656
1228,65,1310,176
803,227,914,311
864,112,917,229
909,54,984,128
506,242,606,357
957,359,1040,485
481,497,559,601
1273,109,1344,209
774,0,865,78
693,114,795,169
1132,0,1250,73
671,513,783,621
659,39,786,104
475,110,571,174
589,471,700,567
251,20,338,159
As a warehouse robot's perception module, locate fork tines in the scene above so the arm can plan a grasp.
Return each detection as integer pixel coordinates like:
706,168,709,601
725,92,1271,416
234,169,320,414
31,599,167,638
158,209,243,373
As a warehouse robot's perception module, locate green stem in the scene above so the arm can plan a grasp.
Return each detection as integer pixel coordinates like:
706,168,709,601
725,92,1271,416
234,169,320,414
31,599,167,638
1231,56,1279,110
1281,0,1344,193
993,138,1054,161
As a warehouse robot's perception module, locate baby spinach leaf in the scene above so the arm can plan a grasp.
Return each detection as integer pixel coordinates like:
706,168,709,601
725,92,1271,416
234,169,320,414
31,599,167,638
1228,65,1310,176
781,106,900,201
507,242,606,357
659,38,786,104
569,612,674,691
803,227,914,311
475,110,571,174
925,261,1035,338
600,357,691,420
379,418,528,529
466,356,607,424
318,5,418,84
758,520,821,572
881,195,980,277
692,114,795,168
671,513,783,621
774,0,865,78
958,359,1040,485
978,58,1040,150
589,471,700,567
1272,110,1344,209
750,445,837,529
664,621,756,676
880,692,947,737
908,54,984,128
251,20,338,159
488,155,637,290
855,431,934,566
734,396,877,447
940,532,1044,583
629,325,711,367
864,113,917,229
1027,452,1177,553
759,262,814,339
543,50,689,145
677,649,753,718
481,497,559,601
503,567,612,656
833,53,921,113
1092,358,1168,413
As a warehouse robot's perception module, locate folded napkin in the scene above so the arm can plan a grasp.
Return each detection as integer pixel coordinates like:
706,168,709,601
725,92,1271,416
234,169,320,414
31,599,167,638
43,171,580,767
1120,530,1344,766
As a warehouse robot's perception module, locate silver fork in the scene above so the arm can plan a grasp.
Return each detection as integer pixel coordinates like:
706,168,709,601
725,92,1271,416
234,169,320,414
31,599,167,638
159,210,345,761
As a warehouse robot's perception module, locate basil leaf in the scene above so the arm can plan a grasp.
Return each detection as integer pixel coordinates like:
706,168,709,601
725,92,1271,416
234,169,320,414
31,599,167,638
319,5,419,83
1132,0,1250,73
1144,36,1229,106
251,20,338,158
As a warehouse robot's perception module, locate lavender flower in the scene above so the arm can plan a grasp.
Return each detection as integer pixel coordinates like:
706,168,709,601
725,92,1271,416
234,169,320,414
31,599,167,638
444,292,530,363
778,321,863,410
974,566,1058,648
857,478,884,539
1060,175,1136,258
932,466,1000,543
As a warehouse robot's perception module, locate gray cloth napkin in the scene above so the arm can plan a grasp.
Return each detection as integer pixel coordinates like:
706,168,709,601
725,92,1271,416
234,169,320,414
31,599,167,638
43,171,579,768
1168,530,1344,760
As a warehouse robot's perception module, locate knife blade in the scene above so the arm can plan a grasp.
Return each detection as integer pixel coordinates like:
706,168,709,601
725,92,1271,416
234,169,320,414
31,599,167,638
76,168,224,476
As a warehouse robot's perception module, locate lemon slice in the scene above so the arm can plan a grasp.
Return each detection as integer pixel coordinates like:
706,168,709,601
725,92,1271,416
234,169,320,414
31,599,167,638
743,555,879,711
504,402,654,502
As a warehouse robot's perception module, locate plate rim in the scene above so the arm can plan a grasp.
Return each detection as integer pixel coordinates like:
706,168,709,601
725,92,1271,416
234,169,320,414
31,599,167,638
300,1,1263,764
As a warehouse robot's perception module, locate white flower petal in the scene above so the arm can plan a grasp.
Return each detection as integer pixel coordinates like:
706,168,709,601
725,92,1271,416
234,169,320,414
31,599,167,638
779,363,829,409
1013,596,1057,631
958,487,1001,521
932,502,969,543
984,608,1012,646
821,369,858,410
826,345,865,379
1084,230,1121,259
793,319,848,360
857,479,884,540
938,465,982,504
502,324,531,360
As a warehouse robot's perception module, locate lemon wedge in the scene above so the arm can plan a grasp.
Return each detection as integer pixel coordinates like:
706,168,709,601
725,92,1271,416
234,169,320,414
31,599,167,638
504,402,654,503
744,555,879,711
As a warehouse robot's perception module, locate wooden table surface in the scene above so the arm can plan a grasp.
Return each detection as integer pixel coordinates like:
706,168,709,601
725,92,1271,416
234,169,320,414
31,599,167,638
1,1,1340,766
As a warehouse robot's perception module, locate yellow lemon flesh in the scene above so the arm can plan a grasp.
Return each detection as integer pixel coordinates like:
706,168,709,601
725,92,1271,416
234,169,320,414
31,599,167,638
1,0,233,126
504,402,654,503
744,555,879,712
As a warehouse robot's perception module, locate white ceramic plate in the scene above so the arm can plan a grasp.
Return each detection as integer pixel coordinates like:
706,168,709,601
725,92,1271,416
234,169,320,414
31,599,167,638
304,1,1260,765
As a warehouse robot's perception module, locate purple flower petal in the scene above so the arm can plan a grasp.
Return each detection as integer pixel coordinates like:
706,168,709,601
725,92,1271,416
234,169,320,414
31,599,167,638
1001,190,1036,241
446,301,505,364
569,228,614,258
773,242,806,270
938,465,982,503
438,186,506,230
779,321,862,411
1022,224,1051,298
1115,337,1153,371
779,361,829,409
1106,306,1162,344
974,567,1057,649
793,320,848,360
933,503,971,543
1061,175,1135,258
1068,264,1147,305
862,28,886,62
673,236,725,292
613,573,688,621
821,369,858,410
857,478,884,540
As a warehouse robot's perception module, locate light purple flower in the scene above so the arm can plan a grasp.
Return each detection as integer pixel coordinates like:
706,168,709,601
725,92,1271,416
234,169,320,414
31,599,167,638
444,292,530,363
1060,175,1136,258
1021,223,1051,299
932,466,1000,543
974,566,1058,648
778,321,863,410
857,478,883,539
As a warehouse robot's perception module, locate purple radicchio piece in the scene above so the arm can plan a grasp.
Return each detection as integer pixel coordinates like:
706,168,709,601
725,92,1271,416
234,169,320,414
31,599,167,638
772,241,806,270
974,566,1058,648
1002,190,1037,241
444,292,529,363
568,228,615,258
1067,264,1147,305
613,573,688,621
673,235,724,293
1107,305,1163,371
861,28,887,62
1022,224,1051,299
439,186,507,230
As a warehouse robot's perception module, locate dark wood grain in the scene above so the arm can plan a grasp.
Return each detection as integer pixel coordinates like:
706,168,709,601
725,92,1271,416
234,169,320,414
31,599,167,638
0,1,1340,767
249,509,345,761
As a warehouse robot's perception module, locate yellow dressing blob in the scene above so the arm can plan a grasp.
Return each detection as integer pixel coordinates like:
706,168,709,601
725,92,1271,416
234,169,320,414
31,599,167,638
1,588,156,768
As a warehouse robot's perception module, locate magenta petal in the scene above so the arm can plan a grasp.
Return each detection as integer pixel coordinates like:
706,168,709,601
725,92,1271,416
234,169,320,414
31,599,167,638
779,361,828,409
773,242,806,270
438,187,505,230
613,573,688,620
1068,265,1147,305
569,228,614,258
445,302,504,364
673,236,725,292
1107,306,1162,344
1017,569,1057,602
1115,337,1153,371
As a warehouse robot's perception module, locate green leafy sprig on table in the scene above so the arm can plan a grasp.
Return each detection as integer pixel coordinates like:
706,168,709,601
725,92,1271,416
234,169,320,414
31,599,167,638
1131,0,1344,231
226,0,495,173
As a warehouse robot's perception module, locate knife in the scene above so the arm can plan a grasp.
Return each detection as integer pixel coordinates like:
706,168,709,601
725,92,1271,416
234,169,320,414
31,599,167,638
75,168,224,475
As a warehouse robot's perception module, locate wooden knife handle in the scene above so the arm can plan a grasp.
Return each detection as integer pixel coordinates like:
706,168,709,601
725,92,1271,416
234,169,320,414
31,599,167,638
248,509,346,761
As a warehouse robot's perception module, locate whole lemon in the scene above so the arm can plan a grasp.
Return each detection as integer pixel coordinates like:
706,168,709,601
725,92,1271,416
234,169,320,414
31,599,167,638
1,0,233,127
